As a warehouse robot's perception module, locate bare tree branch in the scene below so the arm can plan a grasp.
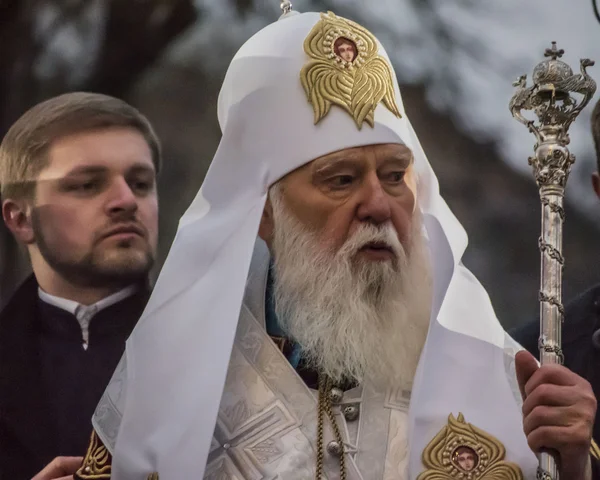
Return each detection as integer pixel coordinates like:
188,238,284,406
86,0,198,97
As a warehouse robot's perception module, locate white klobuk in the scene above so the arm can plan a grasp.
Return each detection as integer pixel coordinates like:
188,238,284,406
92,10,538,480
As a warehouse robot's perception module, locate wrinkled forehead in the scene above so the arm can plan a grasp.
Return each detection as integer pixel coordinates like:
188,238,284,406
313,143,413,163
282,142,418,200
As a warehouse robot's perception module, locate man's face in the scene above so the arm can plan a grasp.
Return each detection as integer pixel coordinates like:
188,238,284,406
29,127,158,288
272,143,415,265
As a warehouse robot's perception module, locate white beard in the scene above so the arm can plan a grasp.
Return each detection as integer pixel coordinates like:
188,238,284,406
270,188,432,388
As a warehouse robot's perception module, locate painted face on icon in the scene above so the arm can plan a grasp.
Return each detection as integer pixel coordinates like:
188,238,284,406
334,37,358,63
453,446,478,472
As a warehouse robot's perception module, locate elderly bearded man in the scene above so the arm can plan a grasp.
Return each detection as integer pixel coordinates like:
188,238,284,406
76,9,598,480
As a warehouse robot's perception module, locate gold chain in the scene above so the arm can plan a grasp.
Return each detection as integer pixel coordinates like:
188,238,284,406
316,377,326,479
315,375,347,480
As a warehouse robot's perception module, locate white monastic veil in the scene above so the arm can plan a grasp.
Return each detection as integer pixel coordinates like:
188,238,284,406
92,11,539,479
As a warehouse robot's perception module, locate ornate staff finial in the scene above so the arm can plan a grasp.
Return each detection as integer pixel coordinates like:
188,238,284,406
280,0,293,14
544,41,564,60
278,0,299,19
509,44,596,480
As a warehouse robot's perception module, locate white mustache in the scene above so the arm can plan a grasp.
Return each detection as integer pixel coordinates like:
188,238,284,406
337,223,404,259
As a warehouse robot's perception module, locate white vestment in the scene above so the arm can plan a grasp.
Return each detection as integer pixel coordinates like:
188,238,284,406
92,10,539,479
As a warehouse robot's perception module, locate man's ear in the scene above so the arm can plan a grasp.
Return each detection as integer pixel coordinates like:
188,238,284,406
258,194,275,247
592,172,600,201
2,198,34,244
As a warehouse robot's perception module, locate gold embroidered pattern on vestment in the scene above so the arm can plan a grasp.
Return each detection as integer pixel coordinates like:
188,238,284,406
591,438,600,460
300,11,401,129
417,413,523,480
75,430,158,479
76,430,111,479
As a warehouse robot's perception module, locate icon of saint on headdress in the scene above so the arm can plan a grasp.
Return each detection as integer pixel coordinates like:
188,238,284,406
417,413,523,480
333,37,358,63
452,446,478,472
300,11,401,129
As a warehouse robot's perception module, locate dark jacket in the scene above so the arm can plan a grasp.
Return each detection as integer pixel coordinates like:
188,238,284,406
511,284,600,478
0,276,149,480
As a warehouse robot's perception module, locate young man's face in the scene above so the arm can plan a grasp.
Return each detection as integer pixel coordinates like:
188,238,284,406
28,127,159,288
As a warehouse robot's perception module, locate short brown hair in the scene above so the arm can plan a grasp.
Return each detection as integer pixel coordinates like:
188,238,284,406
592,98,600,172
0,92,161,200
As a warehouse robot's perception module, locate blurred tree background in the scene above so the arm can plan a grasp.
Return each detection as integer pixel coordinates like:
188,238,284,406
0,0,199,301
1,0,599,329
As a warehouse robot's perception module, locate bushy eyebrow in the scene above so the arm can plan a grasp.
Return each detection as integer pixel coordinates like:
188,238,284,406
312,150,412,176
62,163,155,178
63,165,108,176
379,155,412,169
313,158,363,177
126,165,156,176
380,146,413,165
